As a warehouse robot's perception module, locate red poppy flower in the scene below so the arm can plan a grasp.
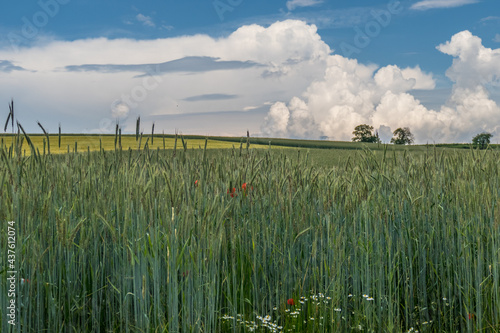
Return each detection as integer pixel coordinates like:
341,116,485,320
468,313,475,320
241,183,253,195
195,180,199,186
287,298,295,306
227,187,237,197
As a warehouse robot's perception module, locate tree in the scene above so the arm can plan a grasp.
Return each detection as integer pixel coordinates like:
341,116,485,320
390,127,414,145
472,132,492,149
352,124,381,143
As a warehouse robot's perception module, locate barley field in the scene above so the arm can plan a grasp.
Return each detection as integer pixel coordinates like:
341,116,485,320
0,138,499,332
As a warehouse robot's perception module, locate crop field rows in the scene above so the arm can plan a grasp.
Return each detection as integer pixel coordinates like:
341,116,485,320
0,137,499,332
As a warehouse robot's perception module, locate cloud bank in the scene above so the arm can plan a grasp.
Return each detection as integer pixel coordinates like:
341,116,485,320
262,30,500,143
0,20,330,134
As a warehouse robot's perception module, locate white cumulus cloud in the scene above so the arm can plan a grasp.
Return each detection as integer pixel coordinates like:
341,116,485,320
262,30,500,143
437,30,500,89
401,66,436,90
261,102,290,137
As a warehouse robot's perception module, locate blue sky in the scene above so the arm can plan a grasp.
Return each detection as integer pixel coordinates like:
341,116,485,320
0,0,499,142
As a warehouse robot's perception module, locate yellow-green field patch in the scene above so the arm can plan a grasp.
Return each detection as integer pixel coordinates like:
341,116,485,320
0,134,271,155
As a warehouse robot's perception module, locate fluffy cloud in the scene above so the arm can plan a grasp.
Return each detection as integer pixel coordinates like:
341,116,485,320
221,20,330,65
263,55,437,141
261,97,316,138
287,97,316,137
262,30,500,143
0,20,330,134
401,66,436,90
261,102,290,137
437,30,500,88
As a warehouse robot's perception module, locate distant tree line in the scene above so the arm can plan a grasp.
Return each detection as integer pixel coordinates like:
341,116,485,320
352,124,493,148
352,124,414,145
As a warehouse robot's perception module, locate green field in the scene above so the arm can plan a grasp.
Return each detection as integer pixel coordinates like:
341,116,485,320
1,133,488,156
0,133,485,169
0,135,499,332
0,134,273,155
